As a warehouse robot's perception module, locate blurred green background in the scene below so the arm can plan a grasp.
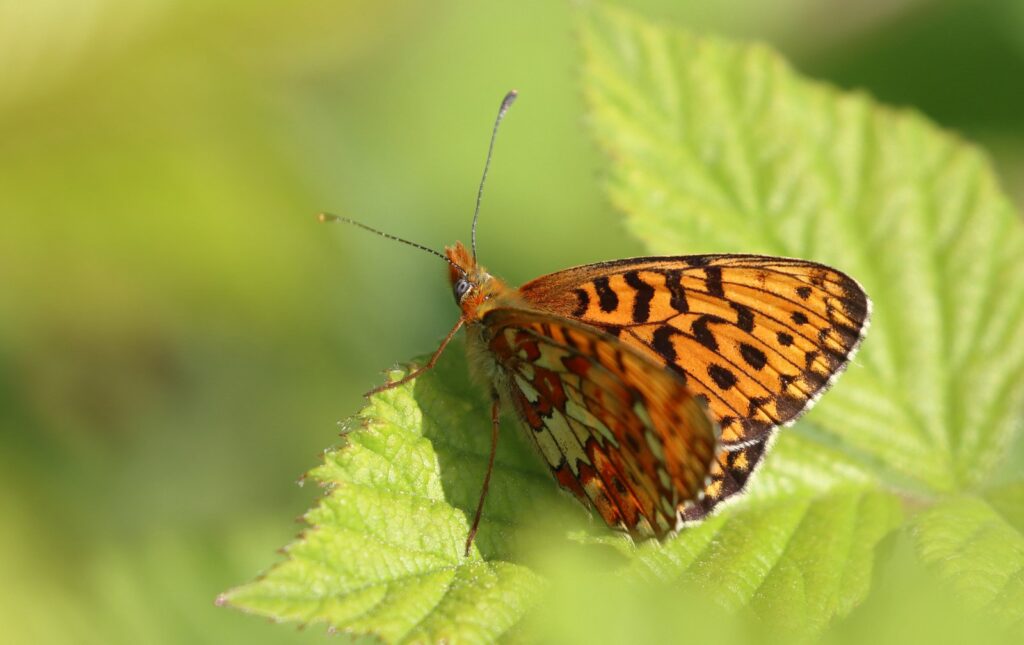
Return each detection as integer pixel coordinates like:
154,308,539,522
3,0,1023,642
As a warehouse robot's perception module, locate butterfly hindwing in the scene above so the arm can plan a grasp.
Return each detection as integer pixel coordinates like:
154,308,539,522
518,254,870,514
481,307,719,538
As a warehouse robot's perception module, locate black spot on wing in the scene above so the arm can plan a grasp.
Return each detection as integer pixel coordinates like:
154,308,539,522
704,266,724,297
664,269,689,314
624,271,654,323
594,277,619,313
731,302,754,333
646,325,689,381
708,364,737,390
777,331,794,346
652,326,678,364
691,315,723,351
572,288,589,317
739,343,767,370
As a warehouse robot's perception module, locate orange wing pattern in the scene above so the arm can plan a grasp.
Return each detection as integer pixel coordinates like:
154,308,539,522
519,255,869,517
482,307,719,538
680,437,769,522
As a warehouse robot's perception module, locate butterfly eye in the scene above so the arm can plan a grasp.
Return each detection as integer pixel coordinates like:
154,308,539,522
454,278,472,301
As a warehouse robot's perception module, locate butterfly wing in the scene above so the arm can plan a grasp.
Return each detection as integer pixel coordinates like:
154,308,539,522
481,307,719,538
681,437,769,521
518,254,870,516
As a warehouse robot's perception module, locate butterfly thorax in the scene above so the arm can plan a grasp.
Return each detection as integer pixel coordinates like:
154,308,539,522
446,241,523,321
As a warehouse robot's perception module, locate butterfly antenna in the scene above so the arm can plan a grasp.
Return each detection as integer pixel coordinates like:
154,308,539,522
470,89,518,263
318,213,465,276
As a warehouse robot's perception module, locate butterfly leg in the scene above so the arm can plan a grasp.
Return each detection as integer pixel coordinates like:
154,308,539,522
364,318,465,397
464,388,501,557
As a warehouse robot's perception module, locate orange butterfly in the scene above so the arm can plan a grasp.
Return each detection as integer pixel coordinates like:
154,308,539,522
322,91,870,555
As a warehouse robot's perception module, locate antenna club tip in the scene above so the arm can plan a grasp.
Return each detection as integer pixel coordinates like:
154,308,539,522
317,213,335,223
502,90,518,108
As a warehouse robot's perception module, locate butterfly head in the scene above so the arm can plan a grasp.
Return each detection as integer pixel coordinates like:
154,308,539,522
445,241,506,319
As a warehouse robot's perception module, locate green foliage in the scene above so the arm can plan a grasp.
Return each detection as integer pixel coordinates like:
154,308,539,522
224,4,1024,641
219,355,548,641
579,3,1024,635
912,489,1024,630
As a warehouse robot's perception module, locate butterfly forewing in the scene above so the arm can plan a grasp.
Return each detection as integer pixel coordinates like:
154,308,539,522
518,254,869,514
681,437,769,521
482,307,719,538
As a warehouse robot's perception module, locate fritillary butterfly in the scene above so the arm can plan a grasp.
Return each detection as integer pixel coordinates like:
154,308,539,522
321,91,870,555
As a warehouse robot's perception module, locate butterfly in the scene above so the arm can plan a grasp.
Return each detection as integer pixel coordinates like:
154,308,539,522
321,91,870,555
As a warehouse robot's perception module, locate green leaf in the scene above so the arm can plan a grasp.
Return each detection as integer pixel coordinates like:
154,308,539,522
911,490,1024,633
614,435,902,637
225,4,1024,640
987,481,1024,535
582,4,1024,492
219,344,548,642
579,1,1024,634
